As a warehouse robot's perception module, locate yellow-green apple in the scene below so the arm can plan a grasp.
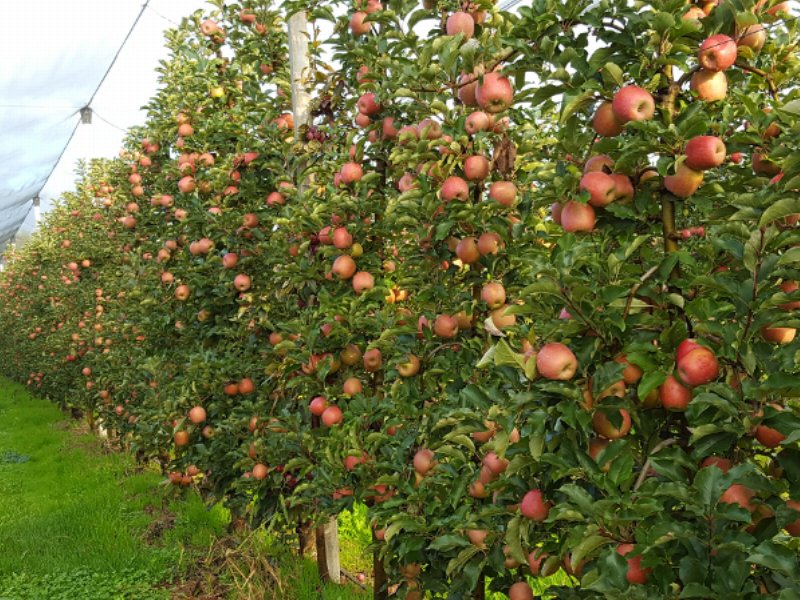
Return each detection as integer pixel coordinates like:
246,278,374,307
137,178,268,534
446,11,475,38
340,344,362,366
440,176,469,201
592,409,632,439
561,201,595,232
352,271,374,294
664,163,704,198
434,314,459,338
481,282,506,309
489,181,517,206
476,73,513,113
520,489,551,521
685,135,727,170
580,171,617,207
699,34,738,71
616,544,650,584
464,155,490,181
691,70,728,101
592,101,623,136
611,86,655,123
465,111,491,134
677,346,719,385
536,342,578,380
397,354,420,377
659,375,692,411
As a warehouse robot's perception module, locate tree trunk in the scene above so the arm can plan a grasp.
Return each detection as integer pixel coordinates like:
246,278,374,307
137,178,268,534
373,537,388,600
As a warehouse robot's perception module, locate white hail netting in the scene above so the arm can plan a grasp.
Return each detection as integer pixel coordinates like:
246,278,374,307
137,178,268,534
0,0,207,253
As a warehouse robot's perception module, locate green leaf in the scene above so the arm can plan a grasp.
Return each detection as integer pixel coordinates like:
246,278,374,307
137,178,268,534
759,198,800,227
747,540,798,575
429,534,471,552
504,516,527,564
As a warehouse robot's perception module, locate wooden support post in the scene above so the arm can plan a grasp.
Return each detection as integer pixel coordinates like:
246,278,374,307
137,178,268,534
373,538,388,600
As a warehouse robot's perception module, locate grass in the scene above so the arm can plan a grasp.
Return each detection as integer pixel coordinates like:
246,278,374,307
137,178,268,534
0,377,566,599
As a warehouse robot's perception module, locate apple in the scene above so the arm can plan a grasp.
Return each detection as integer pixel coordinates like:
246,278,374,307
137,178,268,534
413,448,436,475
464,155,491,181
664,163,703,198
350,11,371,35
761,326,796,344
440,176,469,201
481,281,506,309
699,34,738,71
685,135,727,170
752,152,781,176
397,354,420,377
611,174,634,202
457,72,478,106
343,377,363,396
508,582,533,600
659,375,692,411
340,162,364,184
592,101,623,137
456,237,480,264
177,176,196,194
737,23,767,51
321,405,343,426
677,347,719,386
466,529,488,548
489,181,517,206
616,544,650,584
611,86,655,123
683,5,706,20
720,483,756,512
309,396,328,416
174,430,189,446
592,409,632,439
676,338,702,362
691,69,728,101
234,273,252,292
536,342,578,380
520,489,551,521
188,406,206,424
357,92,381,116
434,314,459,338
363,348,382,372
446,11,475,38
475,73,513,113
580,171,617,207
584,154,614,173
332,227,353,249
483,451,509,475
560,201,595,232
352,271,374,294
755,423,786,448
175,284,190,301
333,255,357,279
589,438,611,472
477,232,504,255
340,343,360,365
786,499,800,536
491,305,516,329
465,111,491,134
779,280,800,309
418,118,442,140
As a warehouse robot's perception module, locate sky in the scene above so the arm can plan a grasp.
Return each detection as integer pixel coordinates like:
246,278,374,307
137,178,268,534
0,0,208,240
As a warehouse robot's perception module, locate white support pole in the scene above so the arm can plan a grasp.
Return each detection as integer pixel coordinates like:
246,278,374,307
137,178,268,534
286,9,341,585
32,196,41,229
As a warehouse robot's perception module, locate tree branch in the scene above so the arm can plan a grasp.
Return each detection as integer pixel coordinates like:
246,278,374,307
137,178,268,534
634,437,677,491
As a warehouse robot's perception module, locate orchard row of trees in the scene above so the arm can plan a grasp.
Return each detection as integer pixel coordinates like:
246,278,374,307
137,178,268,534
2,0,800,598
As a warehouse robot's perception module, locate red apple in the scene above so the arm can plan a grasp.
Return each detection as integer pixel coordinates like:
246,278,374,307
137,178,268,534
321,405,343,426
677,347,719,386
508,582,533,600
464,155,490,181
676,338,702,362
363,348,382,372
481,282,506,309
592,101,623,137
489,181,517,206
413,448,436,475
699,34,738,71
592,409,632,439
520,489,551,521
785,499,800,536
536,342,578,380
350,11,371,35
446,11,475,38
580,171,617,207
352,271,374,294
761,326,796,344
475,73,513,113
333,255,357,279
685,135,727,170
309,396,328,416
560,201,595,233
611,86,655,123
465,111,491,134
664,163,703,198
434,314,459,338
234,273,252,292
188,406,206,424
720,484,756,512
440,176,469,201
659,375,692,411
616,544,651,584
691,70,728,101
